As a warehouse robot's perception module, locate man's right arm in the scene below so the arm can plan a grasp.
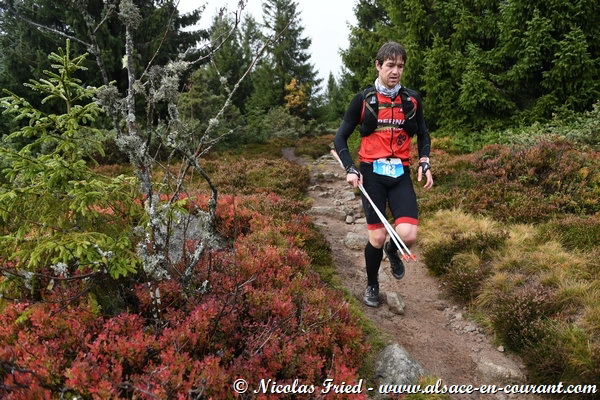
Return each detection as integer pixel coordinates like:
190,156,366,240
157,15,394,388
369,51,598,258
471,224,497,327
333,93,362,173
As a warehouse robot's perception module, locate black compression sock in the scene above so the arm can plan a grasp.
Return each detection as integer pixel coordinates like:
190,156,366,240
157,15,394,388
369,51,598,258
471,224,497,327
365,242,383,286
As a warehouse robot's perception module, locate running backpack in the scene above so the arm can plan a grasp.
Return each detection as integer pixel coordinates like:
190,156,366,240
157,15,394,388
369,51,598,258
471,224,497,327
359,86,418,137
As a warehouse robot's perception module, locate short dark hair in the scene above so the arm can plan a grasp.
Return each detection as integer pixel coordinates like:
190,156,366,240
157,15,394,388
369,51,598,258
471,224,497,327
376,42,407,65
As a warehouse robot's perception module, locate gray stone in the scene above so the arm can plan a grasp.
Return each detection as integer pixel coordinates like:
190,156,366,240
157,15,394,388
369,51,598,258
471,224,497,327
340,206,353,215
343,232,367,250
378,271,390,283
309,206,347,221
340,191,356,201
321,172,335,181
385,292,405,315
476,360,525,383
355,217,367,224
345,215,355,224
374,344,426,386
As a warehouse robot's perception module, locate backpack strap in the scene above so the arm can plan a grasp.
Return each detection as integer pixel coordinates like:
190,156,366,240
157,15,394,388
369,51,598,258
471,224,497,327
363,86,378,119
360,86,378,136
399,88,416,120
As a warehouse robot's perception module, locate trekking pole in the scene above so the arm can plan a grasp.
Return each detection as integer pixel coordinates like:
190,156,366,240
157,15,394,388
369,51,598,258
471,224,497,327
330,150,416,261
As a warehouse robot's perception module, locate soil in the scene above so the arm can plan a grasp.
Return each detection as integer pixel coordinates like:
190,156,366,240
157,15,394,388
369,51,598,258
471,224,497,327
283,148,545,400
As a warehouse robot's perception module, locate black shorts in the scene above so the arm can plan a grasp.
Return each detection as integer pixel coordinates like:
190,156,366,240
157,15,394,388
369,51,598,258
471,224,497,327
359,162,418,230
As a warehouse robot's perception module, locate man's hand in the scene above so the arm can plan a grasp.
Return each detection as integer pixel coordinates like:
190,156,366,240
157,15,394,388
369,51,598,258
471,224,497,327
418,158,433,189
346,171,362,188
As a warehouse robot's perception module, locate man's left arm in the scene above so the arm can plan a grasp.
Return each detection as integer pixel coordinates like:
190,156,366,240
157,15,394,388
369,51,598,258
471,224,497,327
414,93,433,189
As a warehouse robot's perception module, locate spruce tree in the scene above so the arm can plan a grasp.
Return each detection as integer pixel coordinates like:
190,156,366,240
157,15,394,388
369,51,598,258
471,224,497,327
255,0,318,118
343,0,600,137
341,0,389,91
0,0,207,133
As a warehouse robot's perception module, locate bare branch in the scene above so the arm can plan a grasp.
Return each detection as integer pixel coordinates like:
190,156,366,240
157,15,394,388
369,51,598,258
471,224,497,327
0,267,101,282
92,1,117,34
139,2,180,81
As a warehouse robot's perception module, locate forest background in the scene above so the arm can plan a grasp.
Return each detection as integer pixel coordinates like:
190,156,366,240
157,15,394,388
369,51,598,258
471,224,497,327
0,0,598,398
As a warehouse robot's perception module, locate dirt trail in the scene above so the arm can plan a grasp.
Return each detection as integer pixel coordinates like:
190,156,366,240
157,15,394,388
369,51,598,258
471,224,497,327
285,149,544,400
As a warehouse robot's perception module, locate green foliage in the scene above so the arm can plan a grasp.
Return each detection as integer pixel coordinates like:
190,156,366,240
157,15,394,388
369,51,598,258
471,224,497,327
419,136,599,223
489,282,559,351
0,42,143,288
540,215,600,252
343,0,600,139
261,106,307,139
444,252,492,303
497,100,600,150
522,321,600,391
179,67,248,148
295,134,335,159
246,0,319,120
0,0,207,133
320,73,344,125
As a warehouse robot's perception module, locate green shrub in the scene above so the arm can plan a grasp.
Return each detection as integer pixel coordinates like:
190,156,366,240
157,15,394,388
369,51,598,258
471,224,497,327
260,106,307,139
444,252,492,303
541,214,600,251
472,139,599,218
521,320,568,383
423,138,599,222
523,322,600,398
498,100,600,151
295,134,334,159
490,282,559,351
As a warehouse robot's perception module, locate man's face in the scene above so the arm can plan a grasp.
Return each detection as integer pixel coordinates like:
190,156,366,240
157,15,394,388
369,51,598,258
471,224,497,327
376,56,405,89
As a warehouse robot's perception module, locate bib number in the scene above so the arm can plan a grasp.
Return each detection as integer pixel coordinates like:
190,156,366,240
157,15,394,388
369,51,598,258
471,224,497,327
373,158,404,178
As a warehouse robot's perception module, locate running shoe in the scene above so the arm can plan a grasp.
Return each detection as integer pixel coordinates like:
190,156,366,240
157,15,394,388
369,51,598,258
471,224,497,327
364,283,380,307
384,241,405,280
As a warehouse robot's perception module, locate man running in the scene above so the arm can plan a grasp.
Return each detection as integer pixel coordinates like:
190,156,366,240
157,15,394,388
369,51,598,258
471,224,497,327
333,41,433,307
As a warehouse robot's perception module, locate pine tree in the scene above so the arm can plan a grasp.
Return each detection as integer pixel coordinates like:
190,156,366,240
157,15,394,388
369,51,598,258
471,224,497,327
0,0,207,133
340,0,389,91
257,0,318,118
0,42,143,288
343,0,600,135
321,72,347,125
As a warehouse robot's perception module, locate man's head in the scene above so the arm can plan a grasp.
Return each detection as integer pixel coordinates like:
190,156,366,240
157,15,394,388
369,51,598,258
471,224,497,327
375,42,407,89
375,42,407,66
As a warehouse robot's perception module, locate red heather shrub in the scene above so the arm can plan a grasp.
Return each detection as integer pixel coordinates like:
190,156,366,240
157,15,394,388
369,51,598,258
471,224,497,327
465,180,559,222
1,193,368,399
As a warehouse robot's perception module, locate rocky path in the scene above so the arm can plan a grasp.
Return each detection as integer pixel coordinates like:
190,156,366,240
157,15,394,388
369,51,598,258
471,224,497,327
288,150,544,400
